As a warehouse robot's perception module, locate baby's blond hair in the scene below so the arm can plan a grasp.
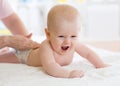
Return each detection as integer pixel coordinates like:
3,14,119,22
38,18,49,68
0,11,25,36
47,4,80,31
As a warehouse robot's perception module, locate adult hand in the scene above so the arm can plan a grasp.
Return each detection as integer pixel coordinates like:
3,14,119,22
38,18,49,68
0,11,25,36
2,35,39,50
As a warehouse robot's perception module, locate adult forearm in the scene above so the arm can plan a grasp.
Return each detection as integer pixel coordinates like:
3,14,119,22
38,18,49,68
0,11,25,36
0,35,16,48
2,12,28,36
0,35,39,50
0,36,7,48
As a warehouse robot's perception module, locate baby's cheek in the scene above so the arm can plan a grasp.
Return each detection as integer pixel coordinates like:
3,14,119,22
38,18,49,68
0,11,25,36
72,41,77,45
56,40,63,45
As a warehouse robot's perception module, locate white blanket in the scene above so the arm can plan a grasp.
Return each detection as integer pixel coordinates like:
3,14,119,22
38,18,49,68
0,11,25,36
0,46,120,86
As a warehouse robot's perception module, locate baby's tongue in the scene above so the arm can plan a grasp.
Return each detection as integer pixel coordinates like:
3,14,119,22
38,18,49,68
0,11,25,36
61,46,69,50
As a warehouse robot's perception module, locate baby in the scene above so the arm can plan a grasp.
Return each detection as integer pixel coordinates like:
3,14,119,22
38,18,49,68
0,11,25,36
0,4,109,78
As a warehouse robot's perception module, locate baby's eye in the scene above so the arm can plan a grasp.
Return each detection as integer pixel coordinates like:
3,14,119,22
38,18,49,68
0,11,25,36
71,36,77,38
58,36,64,38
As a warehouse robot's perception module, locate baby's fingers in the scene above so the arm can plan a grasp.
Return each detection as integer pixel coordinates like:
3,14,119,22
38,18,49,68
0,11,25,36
69,70,84,78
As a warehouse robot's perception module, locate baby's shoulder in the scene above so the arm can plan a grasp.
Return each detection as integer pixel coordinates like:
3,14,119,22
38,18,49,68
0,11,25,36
40,39,50,46
39,40,52,50
75,42,87,51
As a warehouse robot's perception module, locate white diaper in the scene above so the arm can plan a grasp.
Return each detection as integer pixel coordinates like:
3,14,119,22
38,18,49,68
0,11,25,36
15,49,32,64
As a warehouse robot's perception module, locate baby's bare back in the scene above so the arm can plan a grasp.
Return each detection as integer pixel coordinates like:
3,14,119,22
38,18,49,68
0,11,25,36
27,48,42,66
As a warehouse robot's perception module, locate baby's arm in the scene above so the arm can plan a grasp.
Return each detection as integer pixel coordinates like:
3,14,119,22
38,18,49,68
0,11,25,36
75,43,109,68
42,57,84,78
39,43,84,78
42,60,84,78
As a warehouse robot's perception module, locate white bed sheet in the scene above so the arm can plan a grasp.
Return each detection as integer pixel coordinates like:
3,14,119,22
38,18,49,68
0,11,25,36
0,46,120,86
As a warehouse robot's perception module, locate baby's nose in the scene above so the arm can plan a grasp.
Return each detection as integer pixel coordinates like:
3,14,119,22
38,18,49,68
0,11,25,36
63,38,71,45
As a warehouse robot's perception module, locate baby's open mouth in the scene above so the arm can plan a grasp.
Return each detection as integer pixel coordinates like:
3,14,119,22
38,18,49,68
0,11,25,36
61,46,69,51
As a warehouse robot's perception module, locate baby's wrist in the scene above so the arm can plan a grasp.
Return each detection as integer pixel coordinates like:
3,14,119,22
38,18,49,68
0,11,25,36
68,70,77,78
68,70,84,78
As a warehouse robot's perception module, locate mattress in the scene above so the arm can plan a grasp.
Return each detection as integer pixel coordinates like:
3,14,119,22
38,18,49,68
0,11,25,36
0,45,120,86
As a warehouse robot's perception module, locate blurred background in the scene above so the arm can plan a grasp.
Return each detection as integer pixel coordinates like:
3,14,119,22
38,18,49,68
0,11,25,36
0,0,120,42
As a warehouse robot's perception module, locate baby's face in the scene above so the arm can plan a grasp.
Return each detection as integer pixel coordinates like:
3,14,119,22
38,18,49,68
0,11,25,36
48,21,81,55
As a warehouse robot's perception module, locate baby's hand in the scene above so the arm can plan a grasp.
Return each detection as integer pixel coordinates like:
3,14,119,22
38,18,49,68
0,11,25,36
103,64,111,67
96,63,111,68
69,70,84,78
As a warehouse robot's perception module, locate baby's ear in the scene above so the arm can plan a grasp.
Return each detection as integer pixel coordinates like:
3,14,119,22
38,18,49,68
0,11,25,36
45,28,50,39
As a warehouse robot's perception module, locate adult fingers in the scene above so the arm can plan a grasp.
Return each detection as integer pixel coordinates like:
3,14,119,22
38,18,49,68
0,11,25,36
26,33,32,38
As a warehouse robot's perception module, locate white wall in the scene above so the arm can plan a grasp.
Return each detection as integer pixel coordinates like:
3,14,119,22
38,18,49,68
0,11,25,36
1,0,120,41
86,4,120,41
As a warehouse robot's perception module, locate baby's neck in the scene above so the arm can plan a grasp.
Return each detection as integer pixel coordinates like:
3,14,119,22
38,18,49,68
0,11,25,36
53,50,75,66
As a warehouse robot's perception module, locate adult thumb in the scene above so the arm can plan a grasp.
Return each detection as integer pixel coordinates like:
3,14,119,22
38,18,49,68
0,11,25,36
26,33,32,38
